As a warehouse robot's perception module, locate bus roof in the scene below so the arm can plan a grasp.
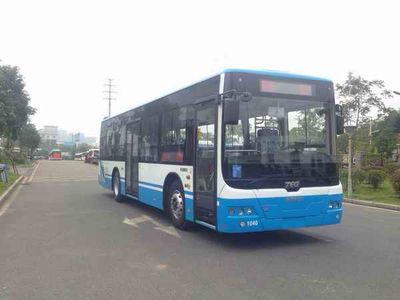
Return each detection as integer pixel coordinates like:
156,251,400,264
102,68,332,122
223,68,332,82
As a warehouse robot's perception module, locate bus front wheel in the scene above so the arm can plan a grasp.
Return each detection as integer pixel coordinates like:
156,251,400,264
167,180,192,230
112,170,124,202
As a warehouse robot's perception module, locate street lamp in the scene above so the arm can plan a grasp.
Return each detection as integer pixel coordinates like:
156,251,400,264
369,118,380,146
344,124,357,198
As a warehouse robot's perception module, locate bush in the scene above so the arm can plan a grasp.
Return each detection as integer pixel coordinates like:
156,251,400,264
390,169,400,197
384,163,400,176
339,169,365,192
367,170,386,189
353,169,367,185
339,169,348,191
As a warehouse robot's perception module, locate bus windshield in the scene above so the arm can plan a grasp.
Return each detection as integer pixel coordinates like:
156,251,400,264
223,96,338,190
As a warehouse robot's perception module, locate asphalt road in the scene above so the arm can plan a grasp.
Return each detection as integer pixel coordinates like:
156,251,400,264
0,161,399,300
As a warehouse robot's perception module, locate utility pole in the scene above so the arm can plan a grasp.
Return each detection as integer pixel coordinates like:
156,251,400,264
344,125,356,198
103,79,116,117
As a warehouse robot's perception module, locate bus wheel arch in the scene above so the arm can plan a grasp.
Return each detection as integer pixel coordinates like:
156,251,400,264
163,173,181,210
163,173,192,230
112,167,123,202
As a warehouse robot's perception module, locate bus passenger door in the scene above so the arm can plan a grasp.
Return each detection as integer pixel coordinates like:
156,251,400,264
194,103,217,226
125,121,140,196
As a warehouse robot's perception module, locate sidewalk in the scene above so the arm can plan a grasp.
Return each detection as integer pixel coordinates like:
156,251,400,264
0,161,36,208
343,197,400,211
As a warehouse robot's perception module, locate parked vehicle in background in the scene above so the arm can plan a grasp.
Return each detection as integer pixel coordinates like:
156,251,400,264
99,69,344,233
48,149,62,160
85,149,99,164
74,152,88,161
91,150,99,165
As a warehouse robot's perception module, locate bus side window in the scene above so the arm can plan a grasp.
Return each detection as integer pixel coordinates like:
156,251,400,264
139,115,160,162
161,107,191,163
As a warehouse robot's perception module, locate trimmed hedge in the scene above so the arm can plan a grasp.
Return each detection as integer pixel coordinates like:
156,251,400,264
390,169,400,197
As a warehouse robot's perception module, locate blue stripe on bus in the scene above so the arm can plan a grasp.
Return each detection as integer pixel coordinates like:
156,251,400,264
138,185,164,209
139,180,193,196
139,181,163,189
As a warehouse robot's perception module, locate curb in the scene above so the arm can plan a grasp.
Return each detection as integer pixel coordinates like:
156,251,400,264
343,198,400,211
0,176,23,207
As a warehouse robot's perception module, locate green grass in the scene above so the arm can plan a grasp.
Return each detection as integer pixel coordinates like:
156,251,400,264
16,161,33,168
351,179,400,205
0,172,19,196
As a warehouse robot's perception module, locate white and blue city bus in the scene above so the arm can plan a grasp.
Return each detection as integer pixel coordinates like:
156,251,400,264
98,69,344,233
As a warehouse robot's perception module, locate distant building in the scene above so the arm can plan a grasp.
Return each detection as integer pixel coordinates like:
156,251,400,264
39,126,97,147
73,133,97,146
39,126,58,145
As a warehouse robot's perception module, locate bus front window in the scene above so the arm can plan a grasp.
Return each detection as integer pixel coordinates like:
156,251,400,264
223,97,338,190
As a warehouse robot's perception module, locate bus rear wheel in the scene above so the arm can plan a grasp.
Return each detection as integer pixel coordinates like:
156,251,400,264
112,170,124,202
167,180,192,230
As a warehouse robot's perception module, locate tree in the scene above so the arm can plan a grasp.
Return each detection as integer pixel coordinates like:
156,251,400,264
289,108,325,145
373,110,400,160
336,72,392,128
0,64,36,144
19,123,41,155
0,63,36,173
75,143,92,154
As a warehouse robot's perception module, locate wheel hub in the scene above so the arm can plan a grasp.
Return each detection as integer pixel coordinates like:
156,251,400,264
113,177,119,196
170,190,184,219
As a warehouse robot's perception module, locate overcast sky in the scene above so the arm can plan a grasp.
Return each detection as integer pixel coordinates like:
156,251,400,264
1,0,399,137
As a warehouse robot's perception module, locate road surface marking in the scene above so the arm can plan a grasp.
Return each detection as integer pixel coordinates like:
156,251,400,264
21,176,28,185
123,215,152,228
28,161,40,183
123,214,182,239
154,225,182,239
155,264,167,271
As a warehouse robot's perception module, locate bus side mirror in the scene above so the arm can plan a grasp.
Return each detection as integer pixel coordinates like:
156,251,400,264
336,115,344,135
335,104,344,135
223,98,240,125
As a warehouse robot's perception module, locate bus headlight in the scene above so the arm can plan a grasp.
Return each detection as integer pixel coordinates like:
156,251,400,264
328,201,341,209
246,207,253,215
238,208,244,216
228,208,235,216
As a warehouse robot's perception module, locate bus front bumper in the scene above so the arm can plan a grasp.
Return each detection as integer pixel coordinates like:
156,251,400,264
217,209,342,233
216,195,343,233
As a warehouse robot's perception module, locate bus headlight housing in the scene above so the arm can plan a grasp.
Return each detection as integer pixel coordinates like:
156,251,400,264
228,207,255,216
328,201,341,209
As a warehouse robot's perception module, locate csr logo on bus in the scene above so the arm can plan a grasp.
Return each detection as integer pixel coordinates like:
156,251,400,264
284,181,300,191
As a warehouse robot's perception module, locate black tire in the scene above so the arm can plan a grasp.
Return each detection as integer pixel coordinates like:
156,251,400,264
167,180,192,230
112,170,124,203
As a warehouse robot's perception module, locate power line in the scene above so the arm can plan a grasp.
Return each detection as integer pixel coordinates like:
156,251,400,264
103,78,116,117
